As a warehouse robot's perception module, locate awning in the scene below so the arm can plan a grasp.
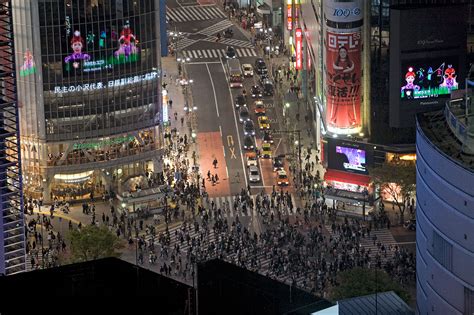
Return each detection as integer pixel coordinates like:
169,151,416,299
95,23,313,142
324,169,371,187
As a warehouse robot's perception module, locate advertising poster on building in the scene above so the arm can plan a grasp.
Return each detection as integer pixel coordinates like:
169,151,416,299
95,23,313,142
63,18,140,76
400,57,459,100
325,31,361,134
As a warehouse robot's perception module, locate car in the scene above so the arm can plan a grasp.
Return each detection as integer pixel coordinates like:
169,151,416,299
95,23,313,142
254,58,268,75
254,100,266,116
242,64,254,77
277,170,289,186
262,80,274,96
251,85,263,98
243,120,255,136
235,94,246,109
246,152,258,167
243,135,255,150
262,130,274,144
226,46,236,59
273,156,284,171
260,143,272,158
258,73,270,86
258,115,270,130
239,106,250,123
248,166,261,183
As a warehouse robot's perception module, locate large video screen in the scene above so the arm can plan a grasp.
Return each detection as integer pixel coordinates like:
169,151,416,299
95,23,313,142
63,19,140,76
400,58,459,100
335,145,367,174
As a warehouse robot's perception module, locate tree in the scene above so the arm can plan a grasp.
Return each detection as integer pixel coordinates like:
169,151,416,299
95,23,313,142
329,267,410,303
368,159,416,224
68,225,124,263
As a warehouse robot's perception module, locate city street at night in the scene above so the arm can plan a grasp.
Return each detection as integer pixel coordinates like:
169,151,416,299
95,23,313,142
1,1,473,314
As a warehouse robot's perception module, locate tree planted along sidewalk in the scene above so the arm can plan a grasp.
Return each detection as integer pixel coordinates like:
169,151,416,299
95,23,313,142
68,225,124,263
368,159,416,224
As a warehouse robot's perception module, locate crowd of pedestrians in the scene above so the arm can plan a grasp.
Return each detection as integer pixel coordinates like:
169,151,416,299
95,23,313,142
129,180,415,298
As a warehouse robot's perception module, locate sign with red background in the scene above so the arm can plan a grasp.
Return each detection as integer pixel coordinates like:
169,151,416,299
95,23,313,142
325,31,362,132
287,4,292,30
295,28,302,70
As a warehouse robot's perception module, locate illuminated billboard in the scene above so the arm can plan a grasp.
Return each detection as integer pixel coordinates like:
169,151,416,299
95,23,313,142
295,28,302,70
327,139,370,175
335,146,366,173
64,20,139,76
400,58,459,100
325,31,362,134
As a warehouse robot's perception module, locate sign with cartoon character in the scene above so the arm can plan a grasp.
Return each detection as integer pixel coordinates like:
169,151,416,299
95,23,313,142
20,49,36,77
114,22,139,63
325,31,362,134
64,31,91,72
400,58,459,100
64,20,139,76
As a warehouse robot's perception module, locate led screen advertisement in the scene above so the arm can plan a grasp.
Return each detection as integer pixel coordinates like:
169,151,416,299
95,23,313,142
327,140,368,175
325,31,362,134
335,146,366,173
63,19,140,76
400,58,459,100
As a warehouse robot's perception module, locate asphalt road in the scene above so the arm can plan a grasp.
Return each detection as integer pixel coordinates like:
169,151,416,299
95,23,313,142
168,0,295,199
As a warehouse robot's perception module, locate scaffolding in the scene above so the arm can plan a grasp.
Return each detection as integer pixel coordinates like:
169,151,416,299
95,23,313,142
0,0,26,275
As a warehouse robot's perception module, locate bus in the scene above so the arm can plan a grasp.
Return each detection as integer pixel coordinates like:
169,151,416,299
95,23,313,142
227,59,243,88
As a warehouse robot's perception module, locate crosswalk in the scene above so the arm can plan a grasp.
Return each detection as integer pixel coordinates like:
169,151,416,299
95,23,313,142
182,48,257,59
149,213,309,289
203,37,254,48
198,19,233,36
359,228,397,262
174,37,198,51
204,194,298,218
324,224,397,263
166,5,226,23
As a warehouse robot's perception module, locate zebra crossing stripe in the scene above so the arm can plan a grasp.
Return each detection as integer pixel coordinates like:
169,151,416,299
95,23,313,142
166,5,226,22
189,7,204,20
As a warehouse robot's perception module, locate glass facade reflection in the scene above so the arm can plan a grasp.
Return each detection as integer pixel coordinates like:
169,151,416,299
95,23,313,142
13,0,163,202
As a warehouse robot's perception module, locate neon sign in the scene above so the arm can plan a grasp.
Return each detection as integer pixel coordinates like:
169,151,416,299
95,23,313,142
53,71,158,94
400,60,459,100
19,49,36,77
295,28,302,70
287,4,293,30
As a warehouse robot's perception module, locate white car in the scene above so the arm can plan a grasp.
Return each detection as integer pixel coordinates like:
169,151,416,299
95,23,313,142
246,153,258,167
248,166,261,183
242,64,254,77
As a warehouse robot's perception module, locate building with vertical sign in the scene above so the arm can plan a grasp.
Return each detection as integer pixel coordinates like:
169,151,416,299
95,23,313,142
293,0,470,199
12,0,163,203
0,0,26,275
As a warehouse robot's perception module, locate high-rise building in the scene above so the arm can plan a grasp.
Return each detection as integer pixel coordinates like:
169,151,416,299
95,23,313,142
0,0,26,275
416,83,474,314
12,0,164,203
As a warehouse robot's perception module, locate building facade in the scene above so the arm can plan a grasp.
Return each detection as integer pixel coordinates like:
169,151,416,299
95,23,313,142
12,0,163,203
0,0,26,275
416,106,474,314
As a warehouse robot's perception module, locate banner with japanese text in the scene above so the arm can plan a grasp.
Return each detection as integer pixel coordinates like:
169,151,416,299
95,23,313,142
325,31,362,134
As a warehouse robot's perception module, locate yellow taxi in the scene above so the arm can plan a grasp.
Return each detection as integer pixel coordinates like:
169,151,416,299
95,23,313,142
260,143,272,159
276,170,290,186
258,115,270,130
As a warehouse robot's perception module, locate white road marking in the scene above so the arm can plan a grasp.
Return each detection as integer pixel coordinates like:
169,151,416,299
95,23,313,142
220,59,249,189
206,63,220,118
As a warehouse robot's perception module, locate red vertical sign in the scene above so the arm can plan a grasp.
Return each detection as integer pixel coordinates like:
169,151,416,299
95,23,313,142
325,31,362,132
287,4,292,30
295,28,302,70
